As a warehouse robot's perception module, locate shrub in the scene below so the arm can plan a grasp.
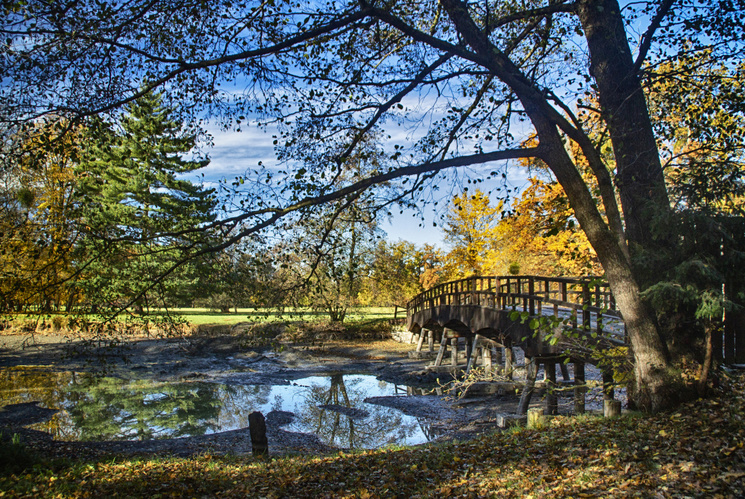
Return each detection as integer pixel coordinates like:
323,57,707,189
51,315,67,331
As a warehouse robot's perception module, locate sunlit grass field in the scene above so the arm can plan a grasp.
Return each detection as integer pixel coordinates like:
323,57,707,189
2,307,399,329
167,306,398,325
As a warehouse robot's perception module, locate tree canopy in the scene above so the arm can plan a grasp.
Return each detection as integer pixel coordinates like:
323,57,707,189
2,0,745,411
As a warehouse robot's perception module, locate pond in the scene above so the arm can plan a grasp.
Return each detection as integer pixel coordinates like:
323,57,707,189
0,367,436,449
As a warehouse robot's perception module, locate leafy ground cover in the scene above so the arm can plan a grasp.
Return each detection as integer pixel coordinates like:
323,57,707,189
2,371,744,498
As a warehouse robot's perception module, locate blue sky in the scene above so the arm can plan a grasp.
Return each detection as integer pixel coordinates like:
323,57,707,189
197,124,531,248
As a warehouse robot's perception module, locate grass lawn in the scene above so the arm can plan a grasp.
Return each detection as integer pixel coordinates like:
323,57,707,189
168,306,398,325
1,307,399,330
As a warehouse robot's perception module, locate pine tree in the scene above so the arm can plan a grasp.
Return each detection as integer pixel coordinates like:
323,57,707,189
77,92,217,312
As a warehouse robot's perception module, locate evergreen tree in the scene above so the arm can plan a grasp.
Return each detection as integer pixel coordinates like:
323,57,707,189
77,92,217,312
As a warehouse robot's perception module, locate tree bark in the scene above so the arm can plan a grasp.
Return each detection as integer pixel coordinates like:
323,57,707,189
577,0,671,252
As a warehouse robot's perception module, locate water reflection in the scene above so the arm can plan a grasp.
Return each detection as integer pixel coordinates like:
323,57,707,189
289,374,424,448
0,368,436,448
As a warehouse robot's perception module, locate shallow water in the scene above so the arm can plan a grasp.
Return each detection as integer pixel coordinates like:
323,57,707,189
0,367,434,449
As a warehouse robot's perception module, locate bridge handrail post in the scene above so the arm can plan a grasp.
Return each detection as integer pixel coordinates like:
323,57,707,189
582,281,591,331
528,277,535,316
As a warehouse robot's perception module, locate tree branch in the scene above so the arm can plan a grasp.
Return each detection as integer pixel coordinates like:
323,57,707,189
633,0,676,75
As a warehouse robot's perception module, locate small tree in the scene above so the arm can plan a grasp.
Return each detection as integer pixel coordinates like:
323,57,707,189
443,189,502,277
359,240,424,318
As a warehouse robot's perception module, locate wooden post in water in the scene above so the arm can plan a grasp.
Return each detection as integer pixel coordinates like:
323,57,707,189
249,411,268,457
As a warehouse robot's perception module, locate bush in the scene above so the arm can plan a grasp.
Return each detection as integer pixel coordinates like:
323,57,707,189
343,319,394,340
51,315,67,331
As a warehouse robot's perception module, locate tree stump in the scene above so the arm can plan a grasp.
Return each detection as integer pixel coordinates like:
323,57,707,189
249,411,268,456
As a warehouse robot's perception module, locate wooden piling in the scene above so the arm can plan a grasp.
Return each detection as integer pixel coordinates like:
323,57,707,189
249,411,268,457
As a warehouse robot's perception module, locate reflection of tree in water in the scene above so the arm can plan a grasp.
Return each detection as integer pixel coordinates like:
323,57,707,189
294,374,421,449
65,379,222,441
0,368,79,438
1,369,433,446
212,383,274,431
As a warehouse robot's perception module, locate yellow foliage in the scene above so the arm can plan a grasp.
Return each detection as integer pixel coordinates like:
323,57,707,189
0,119,85,310
442,189,504,277
495,179,602,277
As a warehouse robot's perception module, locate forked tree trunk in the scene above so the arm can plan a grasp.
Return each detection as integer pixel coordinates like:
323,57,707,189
439,0,681,412
577,0,671,252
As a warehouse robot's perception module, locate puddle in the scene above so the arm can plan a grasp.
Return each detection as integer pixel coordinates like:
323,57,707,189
0,367,436,449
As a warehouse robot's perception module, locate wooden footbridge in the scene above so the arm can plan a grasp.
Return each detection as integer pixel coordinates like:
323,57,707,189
406,275,626,416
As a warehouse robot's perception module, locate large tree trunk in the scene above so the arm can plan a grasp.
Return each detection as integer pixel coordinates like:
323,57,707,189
576,0,671,254
440,0,680,412
542,133,676,413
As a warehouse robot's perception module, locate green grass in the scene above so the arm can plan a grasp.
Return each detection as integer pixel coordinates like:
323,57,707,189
166,307,397,325
2,307,398,329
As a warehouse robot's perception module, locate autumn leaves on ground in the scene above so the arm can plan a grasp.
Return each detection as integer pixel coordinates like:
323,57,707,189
2,373,744,498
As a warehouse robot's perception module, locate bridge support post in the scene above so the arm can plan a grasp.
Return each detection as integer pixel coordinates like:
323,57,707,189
450,337,458,367
428,329,435,352
466,335,480,374
504,347,514,380
467,336,498,375
483,344,493,374
434,329,449,367
494,346,502,375
545,361,558,415
518,357,538,414
574,361,586,414
415,329,426,353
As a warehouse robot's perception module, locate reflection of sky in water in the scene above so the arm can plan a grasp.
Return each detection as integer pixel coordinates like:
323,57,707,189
0,368,434,449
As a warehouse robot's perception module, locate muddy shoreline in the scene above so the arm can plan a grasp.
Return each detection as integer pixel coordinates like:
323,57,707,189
0,332,531,458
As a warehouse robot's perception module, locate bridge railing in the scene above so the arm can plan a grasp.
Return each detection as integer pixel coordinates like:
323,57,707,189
407,275,622,336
